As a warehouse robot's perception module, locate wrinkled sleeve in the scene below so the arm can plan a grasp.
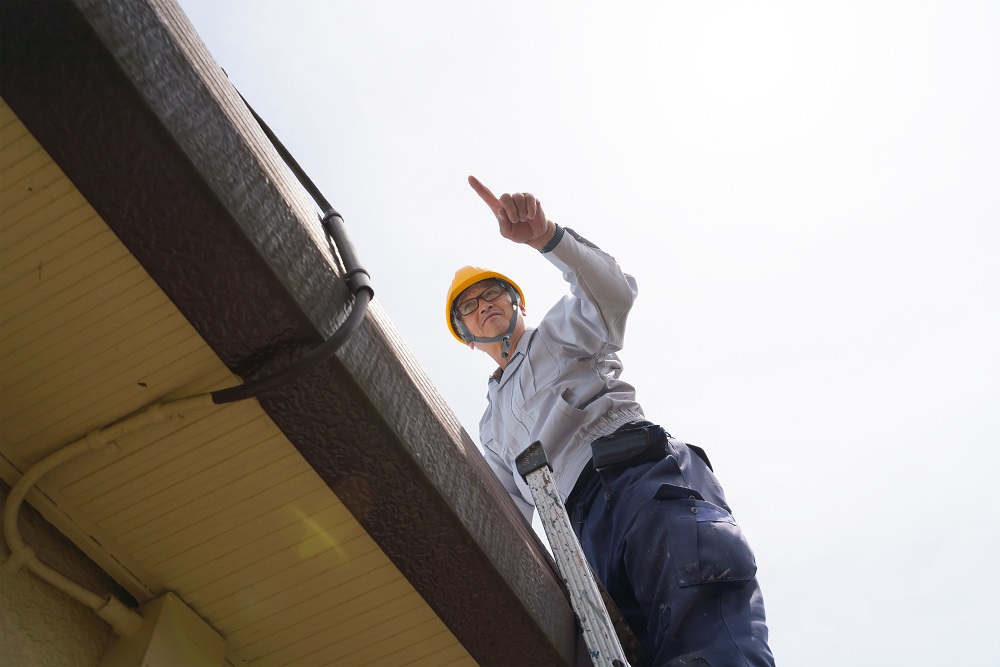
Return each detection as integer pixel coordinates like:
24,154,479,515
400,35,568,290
541,228,638,356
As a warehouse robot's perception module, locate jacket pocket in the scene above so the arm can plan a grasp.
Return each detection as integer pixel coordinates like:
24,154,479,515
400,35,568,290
657,492,757,587
534,389,588,454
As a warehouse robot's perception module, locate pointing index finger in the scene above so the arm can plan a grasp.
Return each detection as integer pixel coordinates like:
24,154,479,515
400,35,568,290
468,175,501,211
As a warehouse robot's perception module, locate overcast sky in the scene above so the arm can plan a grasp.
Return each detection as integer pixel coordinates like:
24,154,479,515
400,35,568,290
176,2,998,664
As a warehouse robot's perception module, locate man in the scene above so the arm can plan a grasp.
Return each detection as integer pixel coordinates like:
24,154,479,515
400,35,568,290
446,176,774,666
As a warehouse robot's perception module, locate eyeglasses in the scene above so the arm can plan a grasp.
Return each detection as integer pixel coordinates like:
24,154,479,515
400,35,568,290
456,283,507,317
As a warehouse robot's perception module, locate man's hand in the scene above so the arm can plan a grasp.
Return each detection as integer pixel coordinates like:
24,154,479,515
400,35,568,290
469,175,556,250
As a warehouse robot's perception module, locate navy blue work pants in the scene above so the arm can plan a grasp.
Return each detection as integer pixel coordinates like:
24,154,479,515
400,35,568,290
567,438,774,666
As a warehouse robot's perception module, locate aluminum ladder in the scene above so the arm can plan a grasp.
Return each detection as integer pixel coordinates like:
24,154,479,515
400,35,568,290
515,441,630,667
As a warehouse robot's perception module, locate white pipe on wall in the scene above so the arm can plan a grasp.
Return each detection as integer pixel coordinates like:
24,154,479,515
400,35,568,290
1,394,219,637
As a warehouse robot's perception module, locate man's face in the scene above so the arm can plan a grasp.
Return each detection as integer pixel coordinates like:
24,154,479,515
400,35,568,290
455,279,516,339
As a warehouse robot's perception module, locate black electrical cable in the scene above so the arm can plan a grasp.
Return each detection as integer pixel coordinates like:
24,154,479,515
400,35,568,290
211,94,374,405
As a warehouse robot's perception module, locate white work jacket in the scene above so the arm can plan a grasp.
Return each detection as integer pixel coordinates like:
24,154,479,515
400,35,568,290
480,228,644,519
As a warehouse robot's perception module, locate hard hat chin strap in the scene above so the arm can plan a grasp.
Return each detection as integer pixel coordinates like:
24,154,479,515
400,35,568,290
454,284,521,359
466,309,518,359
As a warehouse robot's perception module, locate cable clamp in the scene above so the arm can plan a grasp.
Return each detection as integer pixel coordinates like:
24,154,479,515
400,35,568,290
85,429,110,451
345,268,374,297
147,403,170,424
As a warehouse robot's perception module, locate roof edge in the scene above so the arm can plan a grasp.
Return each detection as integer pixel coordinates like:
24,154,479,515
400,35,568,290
0,1,584,664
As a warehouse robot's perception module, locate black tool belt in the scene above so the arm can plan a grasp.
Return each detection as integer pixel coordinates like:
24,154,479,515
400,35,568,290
568,421,671,506
591,421,668,472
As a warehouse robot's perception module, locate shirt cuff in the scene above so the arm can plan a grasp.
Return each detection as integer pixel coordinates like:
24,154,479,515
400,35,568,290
543,226,589,274
538,223,565,253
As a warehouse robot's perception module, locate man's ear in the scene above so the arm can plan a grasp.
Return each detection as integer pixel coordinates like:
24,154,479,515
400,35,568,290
468,342,476,350
519,304,527,316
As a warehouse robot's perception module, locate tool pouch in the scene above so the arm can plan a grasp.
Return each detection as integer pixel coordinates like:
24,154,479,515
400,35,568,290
592,422,668,472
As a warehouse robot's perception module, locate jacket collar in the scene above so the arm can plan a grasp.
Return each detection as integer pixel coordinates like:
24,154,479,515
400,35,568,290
488,328,536,386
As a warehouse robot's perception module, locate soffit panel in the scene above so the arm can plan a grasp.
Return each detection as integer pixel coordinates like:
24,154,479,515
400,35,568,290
1,2,586,662
0,99,473,666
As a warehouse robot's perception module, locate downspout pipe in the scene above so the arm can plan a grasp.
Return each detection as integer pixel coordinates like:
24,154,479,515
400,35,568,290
210,93,373,405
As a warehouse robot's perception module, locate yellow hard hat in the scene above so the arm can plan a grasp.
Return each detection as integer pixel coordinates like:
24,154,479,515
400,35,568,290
446,266,525,344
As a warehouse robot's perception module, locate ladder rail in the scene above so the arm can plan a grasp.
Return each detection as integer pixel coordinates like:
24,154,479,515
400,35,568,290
516,441,629,667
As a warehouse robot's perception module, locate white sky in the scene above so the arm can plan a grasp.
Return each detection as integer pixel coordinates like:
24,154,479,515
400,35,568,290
177,2,998,664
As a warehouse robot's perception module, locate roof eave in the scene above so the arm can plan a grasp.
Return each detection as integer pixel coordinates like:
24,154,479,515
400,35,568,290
0,0,582,664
